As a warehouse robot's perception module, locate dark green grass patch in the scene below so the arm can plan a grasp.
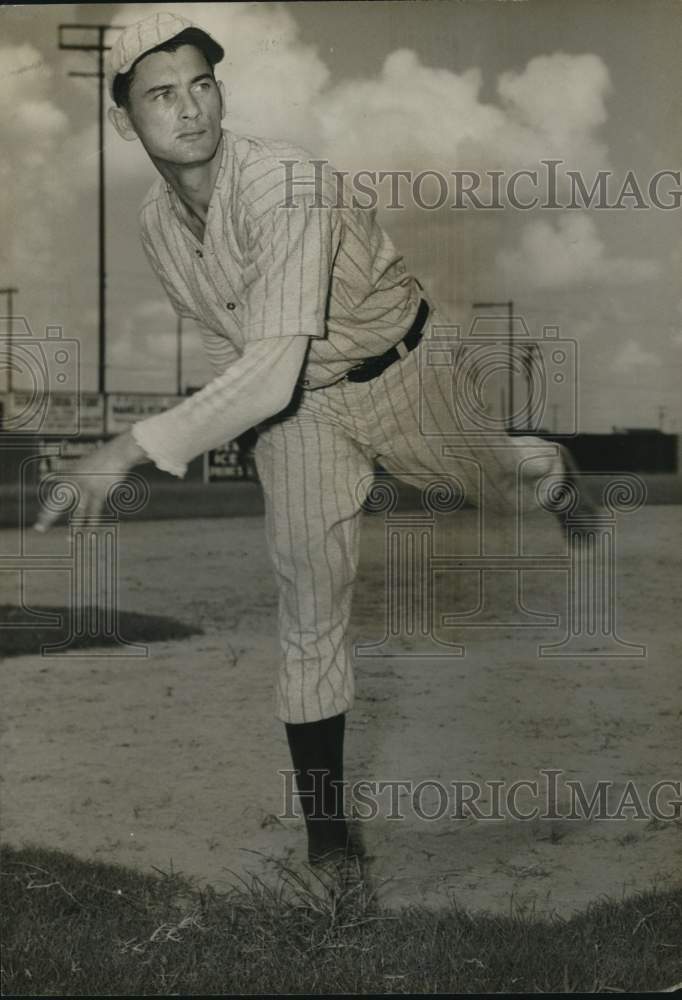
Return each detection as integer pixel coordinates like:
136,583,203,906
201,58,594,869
1,843,681,995
0,604,203,658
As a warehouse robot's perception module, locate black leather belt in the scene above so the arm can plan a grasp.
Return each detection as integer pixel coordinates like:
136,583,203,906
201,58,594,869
344,299,430,383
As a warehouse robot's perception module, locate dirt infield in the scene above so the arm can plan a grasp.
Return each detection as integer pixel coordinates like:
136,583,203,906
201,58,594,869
1,505,680,916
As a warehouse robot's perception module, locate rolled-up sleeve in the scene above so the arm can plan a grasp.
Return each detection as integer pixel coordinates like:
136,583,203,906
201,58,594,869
242,194,342,345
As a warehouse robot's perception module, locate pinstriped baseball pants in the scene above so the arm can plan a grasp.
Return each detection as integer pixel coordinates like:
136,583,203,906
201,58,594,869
254,305,563,724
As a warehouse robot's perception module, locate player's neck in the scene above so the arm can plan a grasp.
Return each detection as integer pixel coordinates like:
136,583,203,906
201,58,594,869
153,133,224,223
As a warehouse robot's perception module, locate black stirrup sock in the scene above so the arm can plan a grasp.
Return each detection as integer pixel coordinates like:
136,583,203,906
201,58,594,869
284,713,350,862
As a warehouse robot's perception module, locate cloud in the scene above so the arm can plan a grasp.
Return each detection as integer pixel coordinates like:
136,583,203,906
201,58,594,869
0,44,70,272
613,339,662,372
316,51,499,171
98,7,613,185
3,4,667,390
318,50,611,176
497,53,610,145
496,214,660,291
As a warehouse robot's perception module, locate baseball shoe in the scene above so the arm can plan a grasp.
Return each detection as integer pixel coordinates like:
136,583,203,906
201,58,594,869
306,812,367,866
308,847,366,899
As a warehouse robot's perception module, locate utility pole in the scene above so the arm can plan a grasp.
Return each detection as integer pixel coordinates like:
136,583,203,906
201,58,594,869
58,23,121,418
0,287,18,393
473,299,514,430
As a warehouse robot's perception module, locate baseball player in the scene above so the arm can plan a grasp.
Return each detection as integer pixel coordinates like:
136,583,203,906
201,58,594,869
34,12,581,871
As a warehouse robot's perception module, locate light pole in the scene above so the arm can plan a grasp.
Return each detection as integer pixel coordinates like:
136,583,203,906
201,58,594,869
0,286,19,393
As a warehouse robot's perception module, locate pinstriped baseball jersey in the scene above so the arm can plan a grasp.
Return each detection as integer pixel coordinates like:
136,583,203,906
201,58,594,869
130,125,566,726
138,128,423,387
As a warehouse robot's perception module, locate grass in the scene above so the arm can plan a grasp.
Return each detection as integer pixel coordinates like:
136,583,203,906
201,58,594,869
0,604,203,658
1,844,681,995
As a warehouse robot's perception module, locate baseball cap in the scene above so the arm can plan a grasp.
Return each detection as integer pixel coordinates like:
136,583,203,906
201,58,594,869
105,11,224,100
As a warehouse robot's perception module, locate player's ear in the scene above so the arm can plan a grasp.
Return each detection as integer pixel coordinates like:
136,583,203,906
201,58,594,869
108,105,139,142
217,79,226,120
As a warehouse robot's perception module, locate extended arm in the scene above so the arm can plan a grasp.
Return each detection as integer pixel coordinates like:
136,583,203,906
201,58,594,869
130,333,308,477
32,335,308,532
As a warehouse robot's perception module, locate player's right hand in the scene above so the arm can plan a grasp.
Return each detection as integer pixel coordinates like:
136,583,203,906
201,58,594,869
33,431,146,533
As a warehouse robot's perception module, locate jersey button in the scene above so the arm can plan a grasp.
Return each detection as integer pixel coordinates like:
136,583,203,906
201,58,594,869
226,301,236,310
195,249,203,258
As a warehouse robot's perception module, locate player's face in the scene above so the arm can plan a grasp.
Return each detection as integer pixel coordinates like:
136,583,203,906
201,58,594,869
123,45,224,166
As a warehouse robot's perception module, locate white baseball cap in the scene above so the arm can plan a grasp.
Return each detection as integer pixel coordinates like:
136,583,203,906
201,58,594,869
105,11,224,101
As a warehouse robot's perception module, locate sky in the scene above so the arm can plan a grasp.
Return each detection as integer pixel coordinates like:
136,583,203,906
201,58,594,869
1,0,681,434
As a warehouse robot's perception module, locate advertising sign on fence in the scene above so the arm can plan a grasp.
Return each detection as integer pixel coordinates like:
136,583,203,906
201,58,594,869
1,391,105,435
106,393,184,433
205,441,257,483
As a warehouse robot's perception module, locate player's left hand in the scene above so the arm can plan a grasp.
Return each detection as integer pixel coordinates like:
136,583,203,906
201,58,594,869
33,431,146,533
